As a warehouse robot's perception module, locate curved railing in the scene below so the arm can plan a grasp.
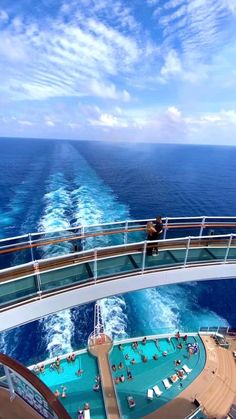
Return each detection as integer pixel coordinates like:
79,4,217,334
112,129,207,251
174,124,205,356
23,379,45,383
1,232,236,315
0,353,70,419
1,216,236,270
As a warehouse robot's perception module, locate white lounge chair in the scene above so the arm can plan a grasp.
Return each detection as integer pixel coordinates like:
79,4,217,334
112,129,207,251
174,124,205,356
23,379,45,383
153,385,162,397
182,364,192,374
147,389,154,400
163,378,172,389
83,409,90,419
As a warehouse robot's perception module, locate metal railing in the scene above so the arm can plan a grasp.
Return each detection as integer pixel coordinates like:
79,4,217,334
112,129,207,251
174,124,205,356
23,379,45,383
0,353,70,419
0,232,236,312
1,216,236,270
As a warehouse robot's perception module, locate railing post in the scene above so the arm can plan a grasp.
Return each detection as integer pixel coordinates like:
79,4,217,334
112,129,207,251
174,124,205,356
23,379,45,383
163,217,168,240
94,249,97,282
184,237,191,267
199,216,206,237
3,365,15,400
34,261,42,296
224,234,233,263
142,241,147,272
28,233,34,263
124,220,128,244
81,226,85,251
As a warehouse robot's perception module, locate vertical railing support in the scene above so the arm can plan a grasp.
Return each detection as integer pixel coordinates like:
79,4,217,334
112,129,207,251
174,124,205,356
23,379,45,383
224,234,233,263
94,249,98,282
3,365,15,400
81,226,85,251
28,233,34,263
199,216,206,237
163,218,168,240
184,237,191,267
142,241,147,273
124,220,128,244
34,261,42,296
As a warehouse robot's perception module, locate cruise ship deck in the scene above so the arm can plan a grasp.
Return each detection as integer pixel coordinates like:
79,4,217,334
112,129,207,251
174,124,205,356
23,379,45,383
0,217,236,418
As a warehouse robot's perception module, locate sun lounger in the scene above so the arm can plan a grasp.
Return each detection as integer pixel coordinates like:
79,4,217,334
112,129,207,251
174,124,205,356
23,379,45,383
83,409,90,419
153,385,162,397
147,389,154,400
127,395,136,408
163,378,172,389
182,364,192,374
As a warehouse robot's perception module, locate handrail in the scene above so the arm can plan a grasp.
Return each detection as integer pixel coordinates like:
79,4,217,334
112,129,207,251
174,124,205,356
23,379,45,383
1,215,236,242
0,233,235,281
1,217,236,262
0,353,70,419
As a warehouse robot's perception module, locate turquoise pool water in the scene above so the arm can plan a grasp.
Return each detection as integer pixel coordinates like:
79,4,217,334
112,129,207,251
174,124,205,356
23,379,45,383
109,335,206,419
38,352,106,419
36,335,205,419
121,338,175,366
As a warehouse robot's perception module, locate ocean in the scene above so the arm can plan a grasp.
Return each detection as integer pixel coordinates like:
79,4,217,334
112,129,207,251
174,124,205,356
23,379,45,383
0,137,236,366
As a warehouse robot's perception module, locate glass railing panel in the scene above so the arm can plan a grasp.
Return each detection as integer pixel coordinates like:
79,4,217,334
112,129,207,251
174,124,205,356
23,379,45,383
217,327,228,335
0,276,37,307
40,263,92,292
145,243,187,270
97,254,141,279
226,237,236,260
187,248,213,264
10,369,57,418
207,326,218,333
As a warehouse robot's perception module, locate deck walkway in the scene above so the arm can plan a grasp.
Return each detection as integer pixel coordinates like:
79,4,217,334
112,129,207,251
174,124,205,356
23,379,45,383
0,387,42,419
144,335,236,419
88,334,120,419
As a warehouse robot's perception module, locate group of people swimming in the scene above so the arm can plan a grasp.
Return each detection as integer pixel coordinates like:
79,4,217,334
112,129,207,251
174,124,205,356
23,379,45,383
146,216,163,256
54,385,67,398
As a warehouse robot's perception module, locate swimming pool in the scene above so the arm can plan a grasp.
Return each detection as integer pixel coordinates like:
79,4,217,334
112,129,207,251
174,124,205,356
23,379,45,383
37,352,106,419
109,335,206,419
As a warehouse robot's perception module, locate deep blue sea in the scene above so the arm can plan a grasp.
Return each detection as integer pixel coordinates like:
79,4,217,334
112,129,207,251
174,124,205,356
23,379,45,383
0,137,236,366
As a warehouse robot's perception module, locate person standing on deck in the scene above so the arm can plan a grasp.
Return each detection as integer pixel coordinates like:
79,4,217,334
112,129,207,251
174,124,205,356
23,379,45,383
153,215,163,255
146,221,157,255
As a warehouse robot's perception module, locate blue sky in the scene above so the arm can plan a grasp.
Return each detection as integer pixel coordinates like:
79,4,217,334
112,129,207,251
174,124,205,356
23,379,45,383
0,0,236,144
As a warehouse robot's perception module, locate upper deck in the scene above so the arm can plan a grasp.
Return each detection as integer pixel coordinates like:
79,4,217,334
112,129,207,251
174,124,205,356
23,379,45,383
1,216,236,331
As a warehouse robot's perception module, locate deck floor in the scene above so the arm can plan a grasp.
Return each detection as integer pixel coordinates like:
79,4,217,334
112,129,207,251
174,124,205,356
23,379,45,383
0,387,42,419
89,334,120,419
144,335,236,419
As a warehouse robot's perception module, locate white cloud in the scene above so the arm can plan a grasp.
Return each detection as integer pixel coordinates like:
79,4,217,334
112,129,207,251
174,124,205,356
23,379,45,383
161,50,182,77
0,10,8,23
18,120,33,126
45,119,55,127
89,112,128,128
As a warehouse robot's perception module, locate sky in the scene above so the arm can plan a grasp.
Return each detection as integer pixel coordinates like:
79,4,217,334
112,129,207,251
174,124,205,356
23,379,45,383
0,0,236,144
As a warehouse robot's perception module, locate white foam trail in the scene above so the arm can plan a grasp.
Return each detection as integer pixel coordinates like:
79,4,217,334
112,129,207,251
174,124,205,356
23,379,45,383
39,172,74,357
99,297,128,339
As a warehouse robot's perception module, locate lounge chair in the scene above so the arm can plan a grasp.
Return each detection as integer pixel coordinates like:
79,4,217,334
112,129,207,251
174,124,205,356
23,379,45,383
147,389,154,400
153,385,162,397
127,395,136,408
83,409,90,419
182,364,192,374
163,378,172,389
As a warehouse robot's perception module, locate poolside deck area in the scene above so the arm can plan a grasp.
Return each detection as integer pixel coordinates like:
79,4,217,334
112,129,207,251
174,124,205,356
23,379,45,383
109,335,205,418
34,333,236,419
88,333,120,419
144,335,236,419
